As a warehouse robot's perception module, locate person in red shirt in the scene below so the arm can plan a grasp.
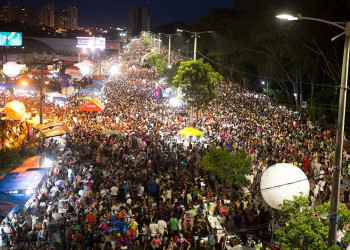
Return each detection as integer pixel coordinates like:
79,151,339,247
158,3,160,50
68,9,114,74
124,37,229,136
86,211,96,226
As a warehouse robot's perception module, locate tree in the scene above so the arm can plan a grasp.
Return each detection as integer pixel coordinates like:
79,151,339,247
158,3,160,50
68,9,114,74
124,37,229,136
199,146,251,185
276,195,350,249
172,59,223,111
146,53,167,76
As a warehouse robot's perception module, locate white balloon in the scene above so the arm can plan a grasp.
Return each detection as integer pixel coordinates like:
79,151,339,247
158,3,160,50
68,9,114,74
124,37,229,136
3,62,21,77
74,62,90,77
260,163,310,210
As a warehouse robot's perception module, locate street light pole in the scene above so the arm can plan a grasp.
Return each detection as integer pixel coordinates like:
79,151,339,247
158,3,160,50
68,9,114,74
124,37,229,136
176,29,213,61
159,33,179,67
177,29,213,125
277,13,350,247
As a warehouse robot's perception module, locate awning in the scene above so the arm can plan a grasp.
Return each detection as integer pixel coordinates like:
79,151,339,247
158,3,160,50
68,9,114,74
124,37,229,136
40,124,71,138
0,193,33,219
0,169,47,192
34,122,64,130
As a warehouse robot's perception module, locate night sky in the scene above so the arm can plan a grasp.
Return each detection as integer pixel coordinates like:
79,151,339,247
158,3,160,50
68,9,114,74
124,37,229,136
5,0,234,28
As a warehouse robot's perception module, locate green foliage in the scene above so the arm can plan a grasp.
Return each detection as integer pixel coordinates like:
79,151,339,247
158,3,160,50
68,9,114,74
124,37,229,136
306,88,339,122
140,33,151,50
163,62,181,86
276,195,350,249
146,53,167,76
0,142,37,176
199,146,251,185
272,89,288,104
172,59,223,110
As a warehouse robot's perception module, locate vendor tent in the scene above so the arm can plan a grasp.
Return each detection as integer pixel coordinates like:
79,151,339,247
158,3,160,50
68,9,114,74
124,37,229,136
0,169,47,192
177,127,203,136
91,98,104,108
80,101,103,112
79,96,93,101
0,193,33,219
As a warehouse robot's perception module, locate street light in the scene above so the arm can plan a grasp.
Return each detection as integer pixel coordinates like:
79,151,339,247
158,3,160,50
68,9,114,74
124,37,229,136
159,33,179,67
261,81,269,91
277,13,350,247
24,68,50,124
176,29,213,61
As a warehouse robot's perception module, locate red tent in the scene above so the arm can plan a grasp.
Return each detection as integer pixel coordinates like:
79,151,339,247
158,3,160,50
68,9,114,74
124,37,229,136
79,101,103,112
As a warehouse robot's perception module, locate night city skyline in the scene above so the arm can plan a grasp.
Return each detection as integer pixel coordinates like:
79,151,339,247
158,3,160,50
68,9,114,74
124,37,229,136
4,0,235,28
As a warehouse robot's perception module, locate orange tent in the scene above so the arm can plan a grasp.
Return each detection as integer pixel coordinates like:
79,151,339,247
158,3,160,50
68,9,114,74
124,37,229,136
79,101,103,112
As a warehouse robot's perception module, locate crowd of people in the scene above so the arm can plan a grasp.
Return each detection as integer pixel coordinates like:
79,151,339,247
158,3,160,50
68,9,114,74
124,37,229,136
0,37,349,250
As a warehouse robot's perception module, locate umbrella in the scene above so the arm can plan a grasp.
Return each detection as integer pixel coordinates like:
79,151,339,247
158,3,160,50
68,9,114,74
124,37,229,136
93,80,105,86
85,84,103,90
79,96,93,100
93,76,107,81
78,89,101,94
177,127,203,137
91,98,104,108
55,180,65,186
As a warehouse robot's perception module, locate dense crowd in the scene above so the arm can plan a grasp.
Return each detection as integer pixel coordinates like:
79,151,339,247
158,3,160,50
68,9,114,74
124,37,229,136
0,38,349,250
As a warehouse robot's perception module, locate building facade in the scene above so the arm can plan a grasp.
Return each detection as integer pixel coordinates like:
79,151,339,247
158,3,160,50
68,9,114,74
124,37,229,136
127,7,150,36
0,4,33,25
38,3,56,28
59,5,78,30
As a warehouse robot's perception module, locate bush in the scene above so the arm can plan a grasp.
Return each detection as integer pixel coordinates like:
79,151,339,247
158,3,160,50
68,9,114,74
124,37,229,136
0,142,38,176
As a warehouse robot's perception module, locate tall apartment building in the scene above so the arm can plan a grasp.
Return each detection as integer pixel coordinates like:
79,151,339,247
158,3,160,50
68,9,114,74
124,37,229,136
59,5,78,30
0,4,33,25
127,7,150,36
39,3,56,28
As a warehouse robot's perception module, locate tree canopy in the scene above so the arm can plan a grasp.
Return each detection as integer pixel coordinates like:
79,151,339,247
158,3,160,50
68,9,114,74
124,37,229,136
276,195,350,249
146,53,167,76
172,59,223,110
199,146,251,185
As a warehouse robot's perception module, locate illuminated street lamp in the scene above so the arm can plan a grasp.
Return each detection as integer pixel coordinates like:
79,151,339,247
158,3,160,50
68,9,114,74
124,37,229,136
261,80,269,91
277,13,350,247
177,29,213,61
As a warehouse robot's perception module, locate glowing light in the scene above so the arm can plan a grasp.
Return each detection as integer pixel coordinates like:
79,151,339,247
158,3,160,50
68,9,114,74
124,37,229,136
110,64,121,75
169,97,183,108
276,14,298,21
25,189,34,194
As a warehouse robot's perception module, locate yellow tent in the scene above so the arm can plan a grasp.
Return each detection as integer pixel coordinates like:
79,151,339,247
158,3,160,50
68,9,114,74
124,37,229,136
79,96,92,101
91,98,104,108
177,127,203,136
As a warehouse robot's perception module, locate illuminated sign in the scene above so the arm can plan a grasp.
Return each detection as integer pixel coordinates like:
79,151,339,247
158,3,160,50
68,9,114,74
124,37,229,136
0,32,22,46
76,37,105,50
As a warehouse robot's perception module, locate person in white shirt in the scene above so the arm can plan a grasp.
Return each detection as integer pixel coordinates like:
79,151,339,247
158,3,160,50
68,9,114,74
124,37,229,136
111,185,118,198
149,220,158,237
157,218,167,238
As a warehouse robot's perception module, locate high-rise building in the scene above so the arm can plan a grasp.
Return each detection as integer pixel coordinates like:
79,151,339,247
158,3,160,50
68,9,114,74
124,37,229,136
127,7,150,36
39,3,56,28
59,5,78,30
0,4,33,25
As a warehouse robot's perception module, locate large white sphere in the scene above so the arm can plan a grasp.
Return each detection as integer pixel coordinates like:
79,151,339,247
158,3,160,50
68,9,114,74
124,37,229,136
74,62,90,77
4,100,26,120
3,62,21,77
260,163,310,210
